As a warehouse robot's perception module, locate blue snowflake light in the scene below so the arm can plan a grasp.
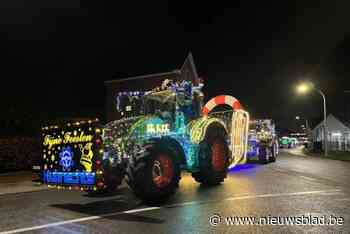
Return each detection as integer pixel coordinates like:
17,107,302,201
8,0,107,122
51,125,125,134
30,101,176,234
59,146,74,171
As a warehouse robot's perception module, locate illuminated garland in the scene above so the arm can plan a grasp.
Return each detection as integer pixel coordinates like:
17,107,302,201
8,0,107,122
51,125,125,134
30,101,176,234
103,117,142,160
114,80,202,113
201,95,249,169
42,118,99,130
230,110,249,168
189,117,226,144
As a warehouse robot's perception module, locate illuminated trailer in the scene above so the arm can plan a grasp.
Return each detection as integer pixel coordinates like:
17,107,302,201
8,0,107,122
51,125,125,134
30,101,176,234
246,119,279,163
41,119,123,192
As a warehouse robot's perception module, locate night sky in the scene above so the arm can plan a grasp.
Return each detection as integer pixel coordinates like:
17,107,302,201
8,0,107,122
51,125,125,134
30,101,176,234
1,1,350,135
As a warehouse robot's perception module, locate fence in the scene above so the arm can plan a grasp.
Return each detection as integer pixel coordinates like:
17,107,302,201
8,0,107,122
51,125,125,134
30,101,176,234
313,132,350,152
0,137,41,172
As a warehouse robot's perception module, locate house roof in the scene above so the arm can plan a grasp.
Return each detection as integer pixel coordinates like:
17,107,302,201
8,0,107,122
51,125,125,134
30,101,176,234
312,114,350,133
334,114,350,129
104,52,199,85
104,71,180,85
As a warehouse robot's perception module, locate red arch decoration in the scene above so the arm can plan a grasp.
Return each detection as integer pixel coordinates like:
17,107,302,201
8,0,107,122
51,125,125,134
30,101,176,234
202,95,242,116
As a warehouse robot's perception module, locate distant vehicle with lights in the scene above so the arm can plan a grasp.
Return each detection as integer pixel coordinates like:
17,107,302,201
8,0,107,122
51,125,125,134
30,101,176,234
290,133,309,146
279,136,293,148
247,119,279,163
290,137,299,147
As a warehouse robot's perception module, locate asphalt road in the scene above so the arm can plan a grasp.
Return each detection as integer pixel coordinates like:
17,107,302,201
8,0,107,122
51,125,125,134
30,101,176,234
1,149,350,234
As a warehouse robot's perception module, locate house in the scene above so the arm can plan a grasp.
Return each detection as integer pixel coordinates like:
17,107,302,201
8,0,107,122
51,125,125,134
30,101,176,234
104,53,199,121
312,114,350,151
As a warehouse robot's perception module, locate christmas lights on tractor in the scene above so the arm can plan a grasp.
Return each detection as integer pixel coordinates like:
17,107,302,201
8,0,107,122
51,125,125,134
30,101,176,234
40,53,251,203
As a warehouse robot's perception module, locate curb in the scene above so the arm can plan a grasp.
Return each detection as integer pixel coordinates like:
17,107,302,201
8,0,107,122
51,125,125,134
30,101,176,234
0,185,50,197
0,171,32,177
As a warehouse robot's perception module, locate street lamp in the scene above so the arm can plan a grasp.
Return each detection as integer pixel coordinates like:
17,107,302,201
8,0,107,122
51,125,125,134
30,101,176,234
296,82,328,156
297,84,310,94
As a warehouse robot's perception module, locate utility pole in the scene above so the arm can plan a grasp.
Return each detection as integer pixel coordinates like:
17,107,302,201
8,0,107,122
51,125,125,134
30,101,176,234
296,82,328,156
345,91,350,121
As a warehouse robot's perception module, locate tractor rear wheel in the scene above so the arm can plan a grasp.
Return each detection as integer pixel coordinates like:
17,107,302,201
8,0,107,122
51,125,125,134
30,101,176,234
192,129,229,186
126,141,180,203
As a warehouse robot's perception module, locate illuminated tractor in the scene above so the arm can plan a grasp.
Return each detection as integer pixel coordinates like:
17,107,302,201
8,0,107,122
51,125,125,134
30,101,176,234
41,78,249,203
247,120,279,163
103,79,249,202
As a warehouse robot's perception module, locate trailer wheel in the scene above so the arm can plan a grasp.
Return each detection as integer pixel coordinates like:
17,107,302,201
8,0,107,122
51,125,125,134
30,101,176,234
258,147,269,164
104,171,124,192
269,144,277,163
87,161,125,195
192,128,229,186
126,141,180,203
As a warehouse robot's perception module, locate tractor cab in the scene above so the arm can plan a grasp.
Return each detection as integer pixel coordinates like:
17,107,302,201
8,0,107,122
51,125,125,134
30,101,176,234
143,79,204,121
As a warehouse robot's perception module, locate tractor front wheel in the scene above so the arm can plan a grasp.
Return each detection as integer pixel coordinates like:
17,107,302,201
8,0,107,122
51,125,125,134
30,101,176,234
126,141,180,203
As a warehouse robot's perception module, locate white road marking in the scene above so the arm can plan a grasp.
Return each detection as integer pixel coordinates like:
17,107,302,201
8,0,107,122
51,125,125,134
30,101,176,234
0,207,160,234
317,192,344,196
335,198,350,202
225,189,341,201
299,176,317,181
0,189,342,234
273,168,288,173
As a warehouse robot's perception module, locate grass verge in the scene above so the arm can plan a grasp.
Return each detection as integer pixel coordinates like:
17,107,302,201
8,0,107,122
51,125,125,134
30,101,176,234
303,148,350,162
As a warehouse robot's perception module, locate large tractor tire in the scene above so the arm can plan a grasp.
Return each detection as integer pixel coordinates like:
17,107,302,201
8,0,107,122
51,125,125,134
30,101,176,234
258,147,269,164
192,127,229,186
126,140,181,203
